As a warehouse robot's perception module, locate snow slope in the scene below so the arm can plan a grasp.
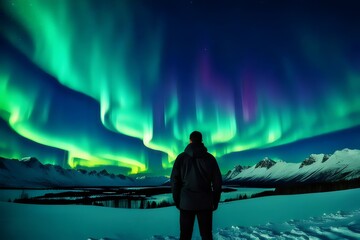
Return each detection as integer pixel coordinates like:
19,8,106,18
225,148,360,185
1,188,360,240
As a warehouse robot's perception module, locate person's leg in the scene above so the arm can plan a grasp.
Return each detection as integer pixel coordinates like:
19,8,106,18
196,210,213,240
180,210,196,240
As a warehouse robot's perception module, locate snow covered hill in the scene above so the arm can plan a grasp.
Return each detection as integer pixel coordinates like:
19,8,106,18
0,157,168,188
224,148,360,186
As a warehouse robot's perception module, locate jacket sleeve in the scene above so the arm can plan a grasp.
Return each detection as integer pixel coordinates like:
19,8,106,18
211,157,222,210
170,156,182,209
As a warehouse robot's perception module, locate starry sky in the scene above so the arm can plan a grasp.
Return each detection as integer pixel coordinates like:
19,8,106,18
1,0,360,175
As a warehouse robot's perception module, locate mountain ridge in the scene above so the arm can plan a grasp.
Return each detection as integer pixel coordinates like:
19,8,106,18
1,148,359,188
224,148,360,187
0,157,168,188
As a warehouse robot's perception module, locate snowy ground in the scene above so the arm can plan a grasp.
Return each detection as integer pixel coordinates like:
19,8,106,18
213,209,360,240
1,188,360,240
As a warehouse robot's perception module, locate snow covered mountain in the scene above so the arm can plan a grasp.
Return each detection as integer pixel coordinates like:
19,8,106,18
0,157,168,188
224,148,360,186
1,148,359,188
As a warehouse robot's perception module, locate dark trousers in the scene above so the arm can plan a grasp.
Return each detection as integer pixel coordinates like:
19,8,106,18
180,209,213,240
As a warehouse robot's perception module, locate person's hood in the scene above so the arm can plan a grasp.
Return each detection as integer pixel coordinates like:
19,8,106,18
184,142,208,158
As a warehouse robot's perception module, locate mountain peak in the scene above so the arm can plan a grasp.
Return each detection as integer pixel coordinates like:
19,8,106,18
234,165,245,172
224,164,248,180
21,157,43,168
322,154,331,163
255,157,276,169
98,169,110,176
300,153,332,168
300,156,317,168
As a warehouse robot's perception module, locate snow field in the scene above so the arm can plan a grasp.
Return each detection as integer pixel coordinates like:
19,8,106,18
1,188,360,240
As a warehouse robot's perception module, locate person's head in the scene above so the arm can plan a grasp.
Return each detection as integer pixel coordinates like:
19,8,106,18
190,131,202,144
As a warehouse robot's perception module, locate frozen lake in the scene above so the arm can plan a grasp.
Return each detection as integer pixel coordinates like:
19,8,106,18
0,187,274,208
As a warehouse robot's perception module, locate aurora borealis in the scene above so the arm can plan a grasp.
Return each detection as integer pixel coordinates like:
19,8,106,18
1,0,360,175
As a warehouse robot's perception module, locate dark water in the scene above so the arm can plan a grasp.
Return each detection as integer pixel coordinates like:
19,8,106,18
0,187,274,208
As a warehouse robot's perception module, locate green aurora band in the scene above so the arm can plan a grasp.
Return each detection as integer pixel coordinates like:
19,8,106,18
1,0,360,174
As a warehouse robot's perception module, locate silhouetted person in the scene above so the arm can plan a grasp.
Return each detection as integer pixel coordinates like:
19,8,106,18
171,131,222,240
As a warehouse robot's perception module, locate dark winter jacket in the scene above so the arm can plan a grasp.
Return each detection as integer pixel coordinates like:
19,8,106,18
170,143,222,211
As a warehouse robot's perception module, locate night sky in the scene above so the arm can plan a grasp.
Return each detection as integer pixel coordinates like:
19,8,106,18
1,0,360,175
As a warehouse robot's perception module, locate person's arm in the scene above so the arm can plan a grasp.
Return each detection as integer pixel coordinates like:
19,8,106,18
170,156,182,209
211,157,222,211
